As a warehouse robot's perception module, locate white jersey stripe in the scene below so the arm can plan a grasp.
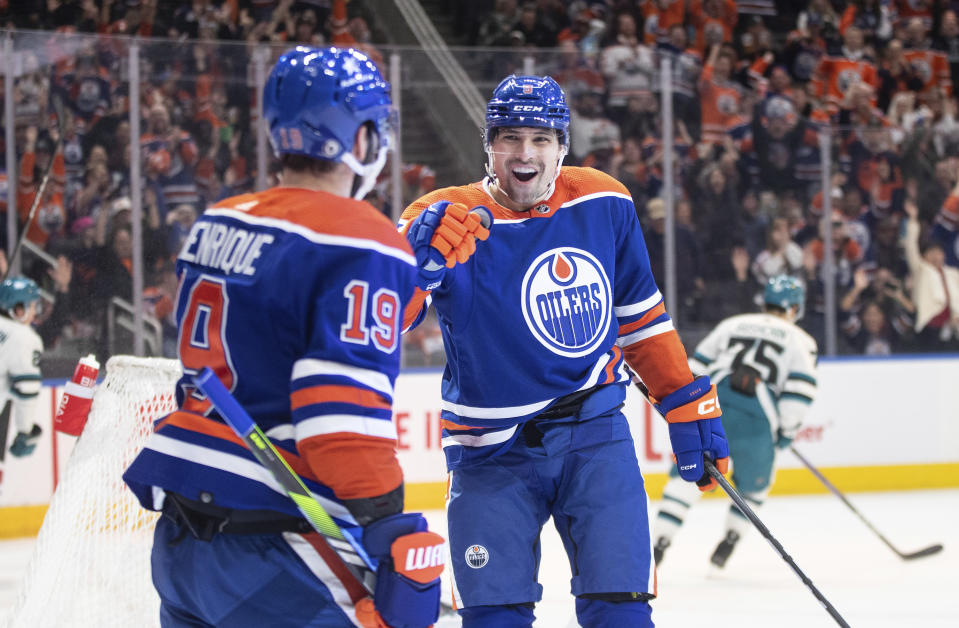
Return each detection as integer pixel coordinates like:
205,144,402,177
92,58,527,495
145,434,356,524
292,358,394,398
206,208,416,266
442,397,551,419
615,290,664,317
440,350,618,420
442,425,518,448
297,414,398,441
616,320,675,346
283,533,361,625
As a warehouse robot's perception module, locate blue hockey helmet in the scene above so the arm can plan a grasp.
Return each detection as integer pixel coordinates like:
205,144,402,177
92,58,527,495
0,276,40,311
764,274,805,317
263,46,393,199
485,75,570,147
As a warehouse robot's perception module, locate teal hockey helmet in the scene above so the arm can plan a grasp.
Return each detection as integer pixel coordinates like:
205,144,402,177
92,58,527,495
0,276,40,311
764,274,805,317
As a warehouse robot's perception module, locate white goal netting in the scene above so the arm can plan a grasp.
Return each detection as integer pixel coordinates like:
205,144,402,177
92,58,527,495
3,356,181,628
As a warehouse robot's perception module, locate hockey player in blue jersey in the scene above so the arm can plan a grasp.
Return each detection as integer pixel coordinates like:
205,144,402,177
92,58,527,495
652,275,818,569
124,47,447,628
399,75,730,627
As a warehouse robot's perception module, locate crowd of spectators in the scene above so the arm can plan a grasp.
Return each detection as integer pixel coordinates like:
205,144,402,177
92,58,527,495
445,0,959,355
3,0,959,370
0,0,429,371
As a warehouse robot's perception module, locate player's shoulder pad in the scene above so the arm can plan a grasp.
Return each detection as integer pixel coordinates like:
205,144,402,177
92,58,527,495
218,188,413,258
559,166,632,204
5,318,43,349
400,184,487,223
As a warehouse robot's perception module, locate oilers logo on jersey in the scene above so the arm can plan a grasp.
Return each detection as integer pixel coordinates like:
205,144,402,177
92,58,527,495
521,247,611,357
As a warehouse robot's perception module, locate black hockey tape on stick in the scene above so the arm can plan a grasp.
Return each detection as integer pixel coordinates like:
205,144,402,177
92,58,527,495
789,445,943,560
0,401,11,463
633,379,852,628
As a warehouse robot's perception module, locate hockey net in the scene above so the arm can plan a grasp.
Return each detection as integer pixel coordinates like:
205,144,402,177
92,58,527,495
4,356,181,628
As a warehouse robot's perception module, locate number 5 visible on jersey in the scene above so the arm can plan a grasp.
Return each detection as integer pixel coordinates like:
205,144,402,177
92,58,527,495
179,277,237,414
340,279,400,354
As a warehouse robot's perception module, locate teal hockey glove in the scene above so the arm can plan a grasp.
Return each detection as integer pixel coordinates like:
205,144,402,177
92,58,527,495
9,424,42,457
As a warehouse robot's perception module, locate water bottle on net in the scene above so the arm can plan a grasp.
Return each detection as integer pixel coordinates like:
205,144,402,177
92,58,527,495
54,354,100,436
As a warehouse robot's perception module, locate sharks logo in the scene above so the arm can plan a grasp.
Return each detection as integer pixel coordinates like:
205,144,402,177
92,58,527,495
521,248,611,357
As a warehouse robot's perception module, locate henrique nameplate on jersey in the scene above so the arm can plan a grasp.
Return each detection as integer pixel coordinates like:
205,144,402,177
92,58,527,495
179,222,276,276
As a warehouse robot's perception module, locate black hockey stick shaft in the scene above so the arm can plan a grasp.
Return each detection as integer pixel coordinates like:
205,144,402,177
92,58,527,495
704,459,851,628
3,95,66,282
633,380,850,626
789,445,943,560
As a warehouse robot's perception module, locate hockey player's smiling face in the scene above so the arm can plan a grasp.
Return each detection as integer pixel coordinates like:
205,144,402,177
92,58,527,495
490,127,561,209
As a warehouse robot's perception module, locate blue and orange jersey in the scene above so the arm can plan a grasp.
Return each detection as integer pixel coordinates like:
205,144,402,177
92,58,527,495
902,47,952,97
811,55,879,113
398,167,694,469
699,63,744,144
124,187,417,525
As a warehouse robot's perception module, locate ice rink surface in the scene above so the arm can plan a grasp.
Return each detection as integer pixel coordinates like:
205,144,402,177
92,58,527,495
2,489,956,627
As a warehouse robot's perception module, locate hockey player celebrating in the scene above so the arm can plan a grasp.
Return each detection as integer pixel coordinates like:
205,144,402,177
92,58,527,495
124,47,444,628
0,277,44,475
399,75,729,628
652,274,819,569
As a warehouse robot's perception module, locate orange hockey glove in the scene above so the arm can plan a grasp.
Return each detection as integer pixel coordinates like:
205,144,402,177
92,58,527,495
405,201,491,290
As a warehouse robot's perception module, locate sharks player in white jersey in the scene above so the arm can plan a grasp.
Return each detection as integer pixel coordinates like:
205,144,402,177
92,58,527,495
0,277,44,483
653,274,818,568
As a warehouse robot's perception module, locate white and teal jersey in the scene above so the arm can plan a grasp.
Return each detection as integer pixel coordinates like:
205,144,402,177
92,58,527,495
0,314,43,434
689,312,818,439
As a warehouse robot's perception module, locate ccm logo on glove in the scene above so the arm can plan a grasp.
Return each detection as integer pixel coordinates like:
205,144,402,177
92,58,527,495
392,531,446,584
697,397,720,415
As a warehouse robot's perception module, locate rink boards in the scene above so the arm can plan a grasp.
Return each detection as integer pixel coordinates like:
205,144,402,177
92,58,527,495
2,354,957,538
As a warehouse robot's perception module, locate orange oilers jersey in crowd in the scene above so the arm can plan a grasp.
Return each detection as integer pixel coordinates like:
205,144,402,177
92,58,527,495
902,48,952,96
699,64,744,143
398,167,695,469
639,0,686,45
124,187,417,525
18,150,66,247
812,55,879,111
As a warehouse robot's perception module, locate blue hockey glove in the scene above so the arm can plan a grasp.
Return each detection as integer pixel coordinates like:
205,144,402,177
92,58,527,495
657,376,729,491
9,424,42,457
405,201,491,291
362,512,445,628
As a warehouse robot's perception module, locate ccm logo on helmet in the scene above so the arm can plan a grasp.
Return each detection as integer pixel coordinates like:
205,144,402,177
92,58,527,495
513,105,544,112
697,398,720,415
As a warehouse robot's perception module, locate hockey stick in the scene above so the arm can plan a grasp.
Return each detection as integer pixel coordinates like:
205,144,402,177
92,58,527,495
789,445,943,560
2,95,65,282
195,367,460,620
634,380,851,628
702,458,851,627
192,367,377,594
